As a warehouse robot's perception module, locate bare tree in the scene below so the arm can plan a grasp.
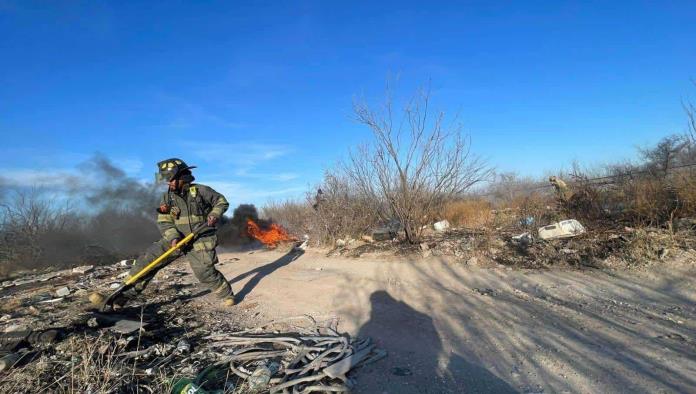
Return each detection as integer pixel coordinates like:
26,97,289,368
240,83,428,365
686,94,696,144
346,85,492,243
639,135,689,176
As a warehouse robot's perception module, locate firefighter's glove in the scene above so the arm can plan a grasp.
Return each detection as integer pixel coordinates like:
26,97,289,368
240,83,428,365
207,215,218,227
171,238,180,248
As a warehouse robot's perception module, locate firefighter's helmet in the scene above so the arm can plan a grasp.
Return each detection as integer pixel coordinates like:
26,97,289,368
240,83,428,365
156,158,196,182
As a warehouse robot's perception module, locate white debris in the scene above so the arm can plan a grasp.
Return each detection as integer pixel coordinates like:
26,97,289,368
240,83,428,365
39,298,64,304
294,236,309,251
538,219,586,240
55,287,71,297
3,324,28,333
110,283,121,289
176,339,191,353
117,260,131,267
72,265,94,274
117,272,129,279
433,220,451,232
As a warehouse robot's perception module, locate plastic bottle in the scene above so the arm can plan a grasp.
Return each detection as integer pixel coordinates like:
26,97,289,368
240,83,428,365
171,378,208,394
247,361,280,391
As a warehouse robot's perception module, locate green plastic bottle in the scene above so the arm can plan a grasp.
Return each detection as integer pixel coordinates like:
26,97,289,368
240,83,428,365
171,378,208,394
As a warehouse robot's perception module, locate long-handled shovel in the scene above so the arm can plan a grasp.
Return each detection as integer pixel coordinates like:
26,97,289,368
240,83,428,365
92,222,209,312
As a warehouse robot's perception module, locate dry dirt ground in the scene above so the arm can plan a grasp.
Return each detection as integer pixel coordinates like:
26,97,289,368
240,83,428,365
184,248,696,394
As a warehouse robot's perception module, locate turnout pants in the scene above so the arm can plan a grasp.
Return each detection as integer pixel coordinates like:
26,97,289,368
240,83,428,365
126,235,233,299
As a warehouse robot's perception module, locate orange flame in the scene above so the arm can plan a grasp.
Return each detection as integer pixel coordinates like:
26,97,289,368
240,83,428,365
247,219,296,248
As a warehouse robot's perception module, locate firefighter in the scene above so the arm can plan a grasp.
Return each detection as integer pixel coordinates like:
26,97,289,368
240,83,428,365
123,158,235,306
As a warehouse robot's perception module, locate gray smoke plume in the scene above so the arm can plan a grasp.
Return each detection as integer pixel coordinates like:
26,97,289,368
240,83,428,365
0,154,161,276
218,204,260,247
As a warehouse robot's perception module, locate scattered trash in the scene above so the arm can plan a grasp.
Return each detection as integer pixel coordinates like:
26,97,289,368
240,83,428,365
205,323,386,393
372,229,394,241
1,272,61,290
512,232,534,246
38,297,64,304
55,287,71,297
433,220,451,232
538,219,586,240
72,265,94,275
171,380,208,394
247,361,280,391
294,235,309,251
176,339,191,354
520,216,535,226
115,259,135,267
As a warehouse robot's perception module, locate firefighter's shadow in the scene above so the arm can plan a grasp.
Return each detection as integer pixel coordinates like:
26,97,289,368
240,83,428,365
230,249,304,303
356,291,517,393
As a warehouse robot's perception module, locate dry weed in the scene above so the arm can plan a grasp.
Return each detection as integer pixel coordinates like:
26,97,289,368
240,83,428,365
441,199,493,228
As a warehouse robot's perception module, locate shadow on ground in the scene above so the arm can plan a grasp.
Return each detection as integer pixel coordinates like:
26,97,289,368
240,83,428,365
371,259,696,393
230,249,304,302
356,290,518,394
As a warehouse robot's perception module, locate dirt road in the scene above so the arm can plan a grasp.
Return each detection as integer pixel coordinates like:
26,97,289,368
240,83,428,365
204,248,696,394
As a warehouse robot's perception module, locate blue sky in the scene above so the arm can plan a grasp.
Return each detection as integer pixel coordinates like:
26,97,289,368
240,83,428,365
1,1,695,207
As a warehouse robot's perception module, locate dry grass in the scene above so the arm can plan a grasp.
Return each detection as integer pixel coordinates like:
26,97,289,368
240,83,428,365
0,334,163,393
441,199,493,228
263,199,315,238
0,333,246,394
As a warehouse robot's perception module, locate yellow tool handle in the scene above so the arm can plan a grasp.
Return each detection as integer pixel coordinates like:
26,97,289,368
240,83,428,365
124,232,196,286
